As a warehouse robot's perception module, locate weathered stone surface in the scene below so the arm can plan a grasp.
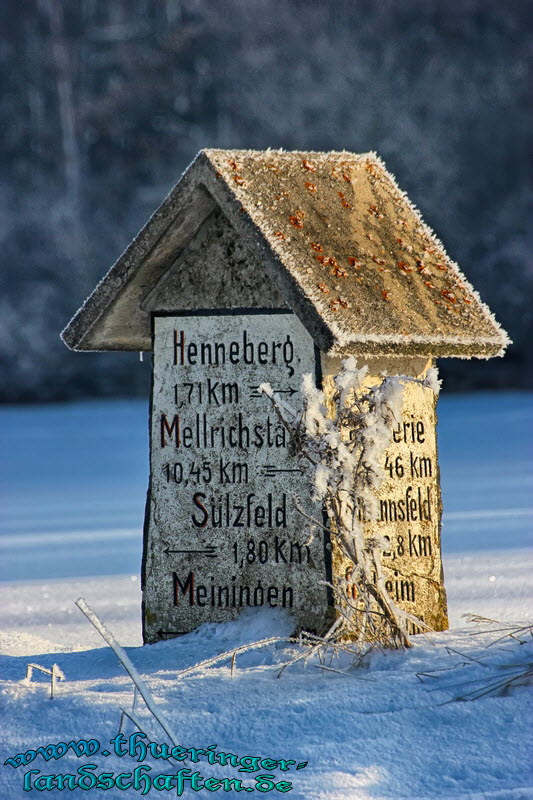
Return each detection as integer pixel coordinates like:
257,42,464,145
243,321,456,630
322,355,448,632
141,209,287,314
143,311,329,642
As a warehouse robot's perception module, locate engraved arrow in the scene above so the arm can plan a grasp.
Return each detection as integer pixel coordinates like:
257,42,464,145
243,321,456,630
261,465,305,477
164,545,218,557
249,385,297,398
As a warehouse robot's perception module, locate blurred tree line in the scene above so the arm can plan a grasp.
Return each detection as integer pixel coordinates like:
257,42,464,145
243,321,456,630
1,0,531,402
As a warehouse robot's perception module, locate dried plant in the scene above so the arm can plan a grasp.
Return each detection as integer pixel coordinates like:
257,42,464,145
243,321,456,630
463,614,533,647
417,615,533,702
261,357,438,656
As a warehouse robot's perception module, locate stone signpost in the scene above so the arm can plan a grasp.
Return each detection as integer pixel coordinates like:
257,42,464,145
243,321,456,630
62,148,509,643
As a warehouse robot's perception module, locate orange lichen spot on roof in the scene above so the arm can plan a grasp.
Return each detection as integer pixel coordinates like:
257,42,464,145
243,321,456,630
435,263,447,271
274,231,286,239
337,192,352,209
330,295,350,312
302,159,317,172
233,175,245,185
318,282,330,294
372,256,386,266
348,257,362,268
441,290,457,304
289,210,305,229
316,255,336,267
310,242,323,252
397,261,413,273
305,182,317,193
382,290,390,300
331,265,348,277
368,205,384,219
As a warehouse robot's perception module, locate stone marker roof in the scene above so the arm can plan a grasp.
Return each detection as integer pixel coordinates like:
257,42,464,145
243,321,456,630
62,149,509,358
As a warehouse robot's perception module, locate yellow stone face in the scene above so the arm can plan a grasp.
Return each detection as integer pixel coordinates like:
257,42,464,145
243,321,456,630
321,355,448,634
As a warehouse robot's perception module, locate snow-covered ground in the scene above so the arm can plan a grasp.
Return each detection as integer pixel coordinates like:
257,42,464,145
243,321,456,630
0,392,531,799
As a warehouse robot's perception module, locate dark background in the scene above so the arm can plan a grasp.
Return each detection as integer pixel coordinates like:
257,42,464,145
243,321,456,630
1,0,531,403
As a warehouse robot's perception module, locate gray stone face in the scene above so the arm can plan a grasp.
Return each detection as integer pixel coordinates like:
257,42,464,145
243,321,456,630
143,311,329,642
141,210,287,314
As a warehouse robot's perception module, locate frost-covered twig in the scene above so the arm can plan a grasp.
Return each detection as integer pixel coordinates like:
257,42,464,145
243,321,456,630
75,597,180,747
276,618,344,677
419,618,533,702
312,664,376,680
439,664,533,703
174,636,299,678
24,663,64,699
262,357,433,657
119,706,149,737
464,614,533,646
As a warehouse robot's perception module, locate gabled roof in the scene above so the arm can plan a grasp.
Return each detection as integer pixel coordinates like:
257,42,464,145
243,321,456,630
62,149,509,358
